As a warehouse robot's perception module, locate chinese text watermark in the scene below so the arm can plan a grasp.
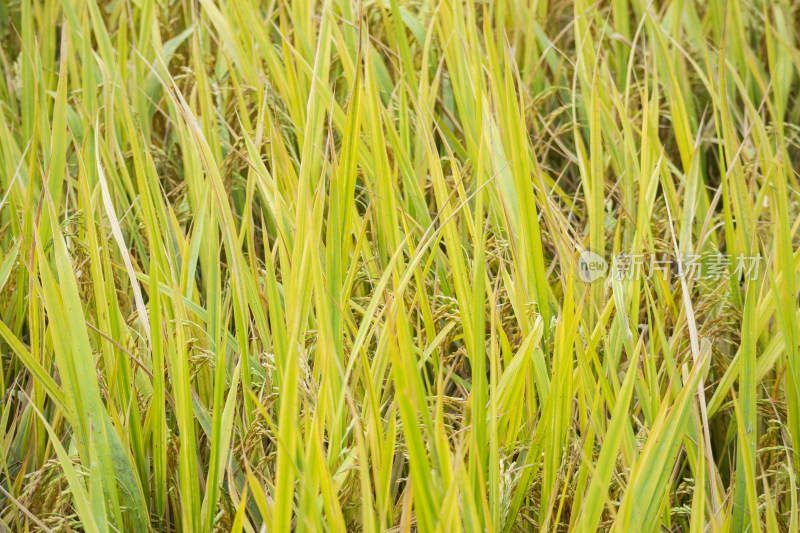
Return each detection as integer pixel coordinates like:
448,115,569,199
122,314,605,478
578,250,761,283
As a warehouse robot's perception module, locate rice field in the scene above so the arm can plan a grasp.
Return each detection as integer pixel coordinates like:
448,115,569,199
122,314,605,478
1,0,800,531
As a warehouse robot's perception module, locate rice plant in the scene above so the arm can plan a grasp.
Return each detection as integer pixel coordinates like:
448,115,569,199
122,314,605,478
1,0,799,531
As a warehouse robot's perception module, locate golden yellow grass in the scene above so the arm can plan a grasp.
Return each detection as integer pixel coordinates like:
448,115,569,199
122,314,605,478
0,0,799,531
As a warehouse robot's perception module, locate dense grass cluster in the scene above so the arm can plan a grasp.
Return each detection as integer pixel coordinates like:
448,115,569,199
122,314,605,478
1,0,800,531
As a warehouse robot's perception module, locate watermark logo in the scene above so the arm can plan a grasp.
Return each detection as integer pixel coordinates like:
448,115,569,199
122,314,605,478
577,250,762,283
578,250,608,283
